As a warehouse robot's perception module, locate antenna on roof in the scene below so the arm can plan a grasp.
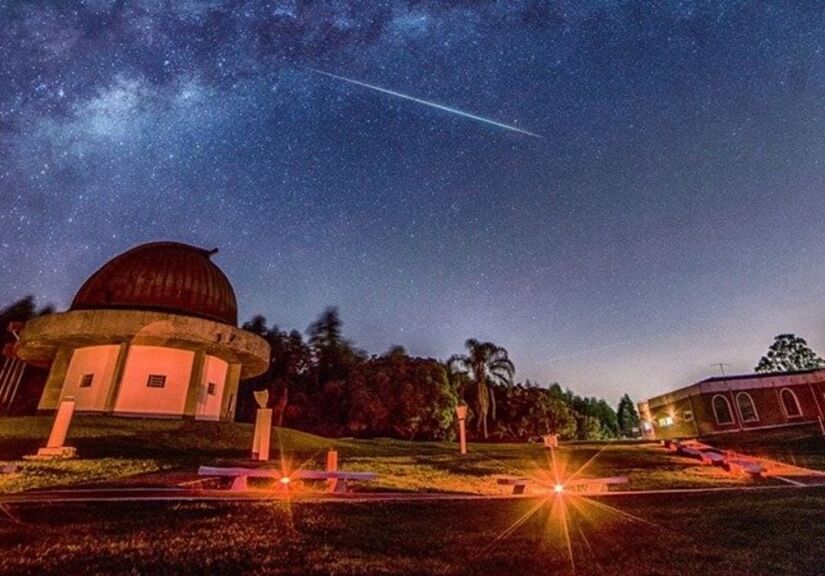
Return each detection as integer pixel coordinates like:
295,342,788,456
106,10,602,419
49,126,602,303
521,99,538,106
207,248,219,257
711,362,730,377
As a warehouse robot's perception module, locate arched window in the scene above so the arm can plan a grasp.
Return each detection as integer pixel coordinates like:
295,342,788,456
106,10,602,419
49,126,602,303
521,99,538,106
712,394,735,425
780,388,802,418
735,392,759,423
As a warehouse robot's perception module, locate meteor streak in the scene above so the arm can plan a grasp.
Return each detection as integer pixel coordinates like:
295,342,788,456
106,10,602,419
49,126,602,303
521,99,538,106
309,68,542,138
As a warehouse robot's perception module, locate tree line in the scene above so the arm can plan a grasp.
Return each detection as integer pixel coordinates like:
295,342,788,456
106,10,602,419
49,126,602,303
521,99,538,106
239,306,640,441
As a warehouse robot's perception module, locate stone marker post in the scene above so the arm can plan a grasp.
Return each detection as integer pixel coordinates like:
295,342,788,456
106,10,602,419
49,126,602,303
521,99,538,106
456,405,468,455
543,434,559,449
326,448,338,492
251,390,272,461
34,396,77,459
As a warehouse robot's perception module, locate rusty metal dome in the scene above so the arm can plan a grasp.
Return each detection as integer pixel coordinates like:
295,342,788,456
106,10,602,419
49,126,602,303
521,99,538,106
71,241,238,326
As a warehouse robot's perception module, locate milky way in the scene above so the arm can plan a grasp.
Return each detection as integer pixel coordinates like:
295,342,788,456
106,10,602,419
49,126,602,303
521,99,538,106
2,1,825,403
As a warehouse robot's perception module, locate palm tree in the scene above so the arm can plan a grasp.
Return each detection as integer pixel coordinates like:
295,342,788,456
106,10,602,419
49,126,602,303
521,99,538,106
448,339,515,438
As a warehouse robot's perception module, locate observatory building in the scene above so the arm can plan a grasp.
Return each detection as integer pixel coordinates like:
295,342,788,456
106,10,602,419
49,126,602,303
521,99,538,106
15,242,269,421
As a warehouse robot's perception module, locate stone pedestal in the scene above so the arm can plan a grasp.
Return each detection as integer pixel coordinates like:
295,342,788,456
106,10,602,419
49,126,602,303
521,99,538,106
33,446,77,459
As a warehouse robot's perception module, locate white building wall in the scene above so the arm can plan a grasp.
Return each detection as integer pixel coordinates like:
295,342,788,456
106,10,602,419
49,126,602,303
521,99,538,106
114,345,194,416
195,355,228,420
61,345,121,411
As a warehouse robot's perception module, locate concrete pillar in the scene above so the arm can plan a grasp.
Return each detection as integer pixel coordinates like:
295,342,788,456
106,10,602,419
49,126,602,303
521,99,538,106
251,408,272,461
220,363,242,421
456,405,468,455
326,449,339,492
183,350,206,418
34,397,77,459
104,341,131,413
37,347,73,411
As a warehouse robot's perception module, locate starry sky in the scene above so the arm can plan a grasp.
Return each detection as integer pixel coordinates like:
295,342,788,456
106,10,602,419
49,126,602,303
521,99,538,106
2,1,825,405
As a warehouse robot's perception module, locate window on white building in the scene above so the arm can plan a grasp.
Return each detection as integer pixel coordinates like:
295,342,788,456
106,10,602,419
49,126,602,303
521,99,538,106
79,374,94,388
207,382,216,396
147,374,167,388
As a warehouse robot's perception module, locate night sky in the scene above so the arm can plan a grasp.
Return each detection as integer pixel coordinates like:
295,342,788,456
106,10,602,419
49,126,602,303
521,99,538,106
2,1,825,404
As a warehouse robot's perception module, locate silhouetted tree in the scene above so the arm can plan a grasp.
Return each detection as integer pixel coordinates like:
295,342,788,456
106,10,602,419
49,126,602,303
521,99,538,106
307,307,365,385
755,334,824,373
0,295,54,348
306,307,366,434
616,393,640,437
448,339,515,439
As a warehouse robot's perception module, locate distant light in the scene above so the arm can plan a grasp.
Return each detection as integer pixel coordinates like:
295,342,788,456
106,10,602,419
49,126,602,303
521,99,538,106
554,484,564,494
280,476,291,485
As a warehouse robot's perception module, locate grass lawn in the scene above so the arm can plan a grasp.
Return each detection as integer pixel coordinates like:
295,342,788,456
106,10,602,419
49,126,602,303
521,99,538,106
1,417,757,494
1,488,824,575
1,417,823,574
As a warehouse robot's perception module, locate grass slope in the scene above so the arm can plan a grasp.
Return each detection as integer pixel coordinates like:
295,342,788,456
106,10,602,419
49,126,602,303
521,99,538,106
1,417,758,494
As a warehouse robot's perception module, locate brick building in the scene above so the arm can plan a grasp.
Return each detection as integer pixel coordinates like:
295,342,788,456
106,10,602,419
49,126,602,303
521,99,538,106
638,369,825,440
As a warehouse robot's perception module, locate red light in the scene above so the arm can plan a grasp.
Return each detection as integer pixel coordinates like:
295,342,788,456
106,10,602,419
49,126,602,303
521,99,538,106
280,476,291,485
554,484,564,494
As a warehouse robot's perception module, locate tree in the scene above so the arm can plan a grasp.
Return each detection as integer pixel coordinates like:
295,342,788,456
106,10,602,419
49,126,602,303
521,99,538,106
346,355,457,440
491,381,575,441
0,295,53,347
566,392,619,440
616,393,640,437
306,307,366,435
448,339,515,439
755,334,825,373
307,307,365,385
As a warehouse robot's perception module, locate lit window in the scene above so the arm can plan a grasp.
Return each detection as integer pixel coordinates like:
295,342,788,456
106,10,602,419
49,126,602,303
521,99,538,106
207,382,216,396
658,416,674,427
736,392,759,423
712,395,735,425
79,374,94,388
780,388,802,418
683,410,694,422
147,374,167,388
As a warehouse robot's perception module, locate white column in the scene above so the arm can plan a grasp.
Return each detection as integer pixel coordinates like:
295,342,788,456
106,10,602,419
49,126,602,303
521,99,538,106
251,408,272,461
34,396,77,459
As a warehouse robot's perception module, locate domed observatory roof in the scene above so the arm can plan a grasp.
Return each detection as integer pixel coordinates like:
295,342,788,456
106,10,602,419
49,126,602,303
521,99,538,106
71,242,238,326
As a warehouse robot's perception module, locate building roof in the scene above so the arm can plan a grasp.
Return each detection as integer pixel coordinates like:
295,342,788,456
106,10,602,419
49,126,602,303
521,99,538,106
71,241,238,326
644,367,825,408
697,368,824,385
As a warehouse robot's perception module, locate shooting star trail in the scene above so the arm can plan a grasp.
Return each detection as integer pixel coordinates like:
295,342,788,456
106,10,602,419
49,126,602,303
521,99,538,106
544,340,633,363
309,68,542,138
